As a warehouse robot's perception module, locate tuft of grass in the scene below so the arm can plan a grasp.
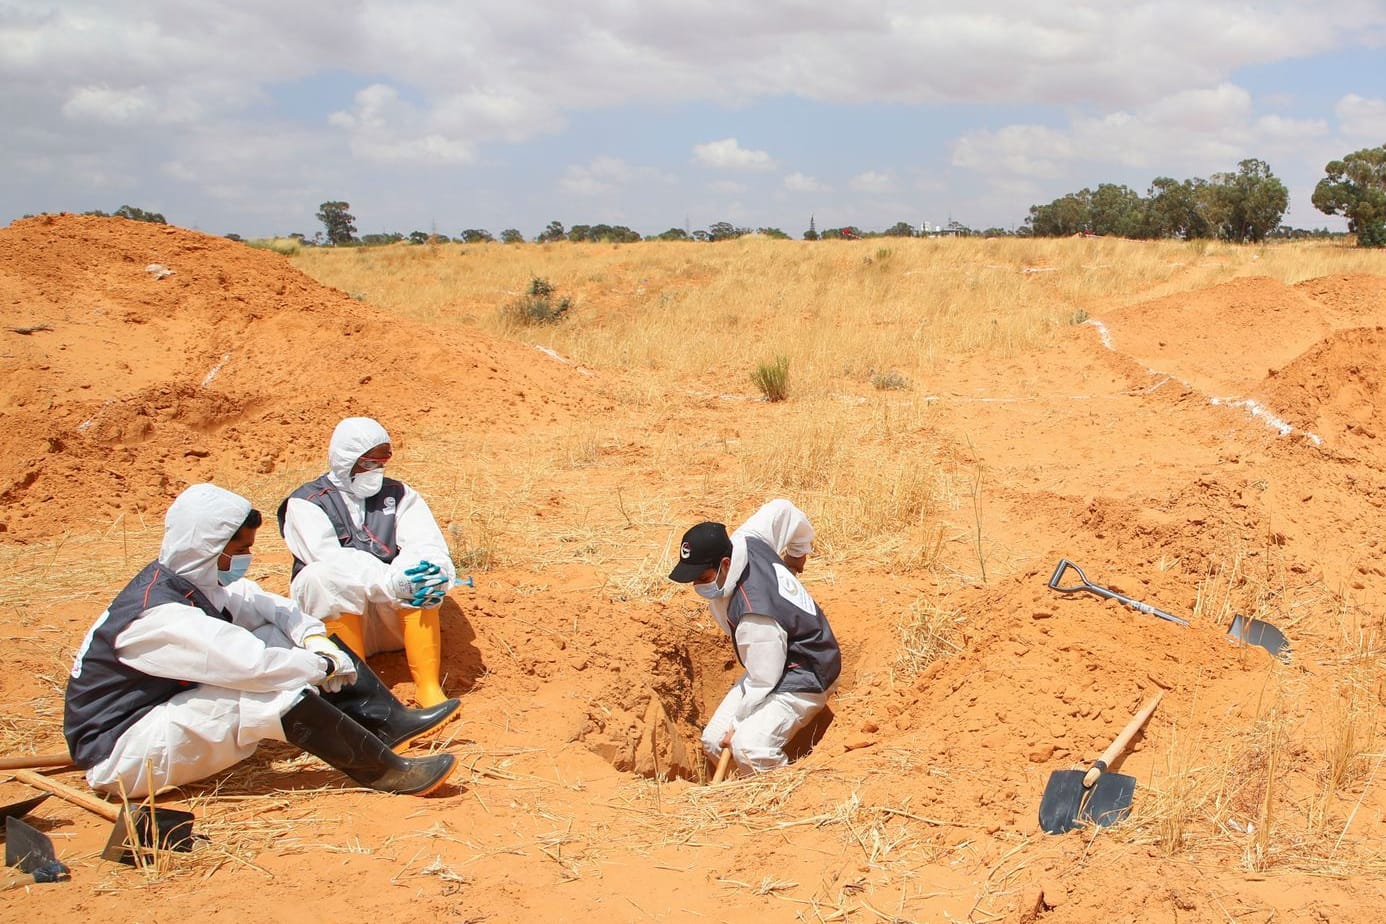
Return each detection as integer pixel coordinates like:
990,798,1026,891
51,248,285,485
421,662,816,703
751,355,791,402
246,237,302,256
870,370,910,391
501,275,572,326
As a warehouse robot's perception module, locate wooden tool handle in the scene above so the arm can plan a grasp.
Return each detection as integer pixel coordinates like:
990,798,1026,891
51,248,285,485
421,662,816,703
711,749,732,784
1083,692,1163,788
9,769,121,822
0,754,74,771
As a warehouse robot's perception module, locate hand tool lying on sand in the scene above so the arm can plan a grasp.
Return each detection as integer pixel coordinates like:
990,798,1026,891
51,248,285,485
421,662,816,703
0,794,50,821
1040,692,1162,834
0,754,75,772
7,769,195,865
1047,559,1290,659
4,816,70,889
711,749,732,784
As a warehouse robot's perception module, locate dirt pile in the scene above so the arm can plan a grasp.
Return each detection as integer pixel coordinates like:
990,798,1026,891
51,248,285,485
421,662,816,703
0,214,595,539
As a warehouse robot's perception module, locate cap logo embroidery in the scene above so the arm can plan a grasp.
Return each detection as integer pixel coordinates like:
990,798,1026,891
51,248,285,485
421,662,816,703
680,541,692,560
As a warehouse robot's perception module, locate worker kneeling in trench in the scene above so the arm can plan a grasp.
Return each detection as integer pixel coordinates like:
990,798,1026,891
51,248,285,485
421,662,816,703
668,498,841,779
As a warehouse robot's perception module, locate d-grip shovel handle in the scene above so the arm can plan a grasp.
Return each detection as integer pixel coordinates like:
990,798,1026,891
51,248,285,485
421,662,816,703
1083,692,1163,787
1047,559,1189,627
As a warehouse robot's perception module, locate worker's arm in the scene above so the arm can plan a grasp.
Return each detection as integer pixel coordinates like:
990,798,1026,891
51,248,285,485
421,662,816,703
392,485,456,583
732,615,789,721
114,603,326,692
280,497,345,565
221,579,327,646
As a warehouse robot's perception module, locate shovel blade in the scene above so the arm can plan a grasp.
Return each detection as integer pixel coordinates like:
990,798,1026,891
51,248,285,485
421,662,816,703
101,804,196,865
0,794,50,821
5,817,70,883
1228,614,1290,660
1038,770,1088,834
1079,771,1137,828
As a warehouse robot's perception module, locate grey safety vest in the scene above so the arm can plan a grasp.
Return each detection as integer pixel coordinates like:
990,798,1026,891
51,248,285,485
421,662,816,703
63,562,232,769
277,474,407,579
725,536,841,694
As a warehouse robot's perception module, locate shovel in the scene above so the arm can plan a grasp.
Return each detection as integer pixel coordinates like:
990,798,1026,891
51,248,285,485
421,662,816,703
4,816,70,889
1048,559,1290,659
1040,692,1162,834
0,794,51,821
8,769,196,864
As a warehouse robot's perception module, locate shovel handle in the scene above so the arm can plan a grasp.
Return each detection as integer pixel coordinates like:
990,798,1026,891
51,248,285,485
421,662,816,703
8,769,120,822
1048,559,1189,627
1083,692,1163,788
0,754,75,771
711,749,732,784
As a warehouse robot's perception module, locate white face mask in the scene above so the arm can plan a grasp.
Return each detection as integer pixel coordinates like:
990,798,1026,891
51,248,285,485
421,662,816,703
218,552,252,586
351,470,384,497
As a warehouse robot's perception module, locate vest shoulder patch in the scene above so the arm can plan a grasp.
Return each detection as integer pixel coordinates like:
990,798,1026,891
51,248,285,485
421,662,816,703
772,562,817,615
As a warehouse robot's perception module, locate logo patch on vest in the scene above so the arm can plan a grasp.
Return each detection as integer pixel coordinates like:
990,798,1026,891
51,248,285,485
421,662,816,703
773,563,817,615
383,496,397,516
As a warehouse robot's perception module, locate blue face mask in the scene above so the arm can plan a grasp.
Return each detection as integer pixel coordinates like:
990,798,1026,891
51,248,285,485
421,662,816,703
218,552,252,586
693,581,722,599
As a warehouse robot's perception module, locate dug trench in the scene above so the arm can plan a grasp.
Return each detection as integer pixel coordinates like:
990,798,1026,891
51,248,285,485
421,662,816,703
411,583,842,783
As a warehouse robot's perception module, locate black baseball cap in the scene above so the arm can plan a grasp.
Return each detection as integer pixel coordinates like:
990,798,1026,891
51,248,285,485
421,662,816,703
668,521,733,582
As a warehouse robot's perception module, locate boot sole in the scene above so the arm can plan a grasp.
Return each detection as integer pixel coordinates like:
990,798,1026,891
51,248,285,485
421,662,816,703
387,701,462,752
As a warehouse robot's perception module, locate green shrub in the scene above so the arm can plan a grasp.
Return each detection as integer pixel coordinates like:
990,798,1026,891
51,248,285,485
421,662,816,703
502,276,572,325
752,355,791,402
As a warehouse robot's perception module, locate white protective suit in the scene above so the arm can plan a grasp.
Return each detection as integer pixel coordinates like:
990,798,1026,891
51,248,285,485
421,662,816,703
74,483,331,797
698,499,832,774
281,418,455,655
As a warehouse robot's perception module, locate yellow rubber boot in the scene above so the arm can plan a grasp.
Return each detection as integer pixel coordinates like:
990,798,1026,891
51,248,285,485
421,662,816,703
400,607,447,707
323,612,367,658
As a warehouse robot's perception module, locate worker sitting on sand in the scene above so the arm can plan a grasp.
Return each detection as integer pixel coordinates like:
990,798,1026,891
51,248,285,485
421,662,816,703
63,483,457,799
279,416,458,707
669,499,842,778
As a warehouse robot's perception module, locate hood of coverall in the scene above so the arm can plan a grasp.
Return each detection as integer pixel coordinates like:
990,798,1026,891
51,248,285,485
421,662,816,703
326,417,392,499
158,483,252,591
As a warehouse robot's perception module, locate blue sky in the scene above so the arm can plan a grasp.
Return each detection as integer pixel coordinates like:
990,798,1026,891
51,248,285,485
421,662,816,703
4,2,1385,239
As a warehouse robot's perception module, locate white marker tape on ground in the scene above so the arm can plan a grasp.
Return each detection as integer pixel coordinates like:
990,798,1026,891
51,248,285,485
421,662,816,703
201,353,231,387
1084,318,1323,445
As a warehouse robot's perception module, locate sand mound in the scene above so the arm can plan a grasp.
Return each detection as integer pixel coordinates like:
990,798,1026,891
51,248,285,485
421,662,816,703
1258,327,1386,459
0,214,592,539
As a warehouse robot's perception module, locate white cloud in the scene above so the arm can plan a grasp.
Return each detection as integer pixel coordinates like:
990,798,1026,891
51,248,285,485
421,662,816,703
952,124,1075,178
62,85,159,125
1336,94,1386,139
330,84,476,165
559,156,673,195
849,170,895,193
784,172,829,193
692,138,777,171
708,179,749,194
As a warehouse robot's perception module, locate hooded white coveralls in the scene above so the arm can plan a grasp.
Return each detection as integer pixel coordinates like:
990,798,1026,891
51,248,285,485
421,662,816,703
69,484,332,798
700,499,833,775
281,417,456,655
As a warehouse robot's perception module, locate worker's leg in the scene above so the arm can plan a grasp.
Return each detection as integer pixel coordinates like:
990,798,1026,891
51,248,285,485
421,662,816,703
727,691,828,775
85,684,300,798
399,606,447,707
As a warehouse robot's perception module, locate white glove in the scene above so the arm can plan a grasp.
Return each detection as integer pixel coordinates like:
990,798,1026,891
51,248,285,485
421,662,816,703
304,635,357,693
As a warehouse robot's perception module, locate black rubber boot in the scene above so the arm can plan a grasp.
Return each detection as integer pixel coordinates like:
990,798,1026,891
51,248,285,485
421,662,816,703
280,691,455,796
320,635,461,751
